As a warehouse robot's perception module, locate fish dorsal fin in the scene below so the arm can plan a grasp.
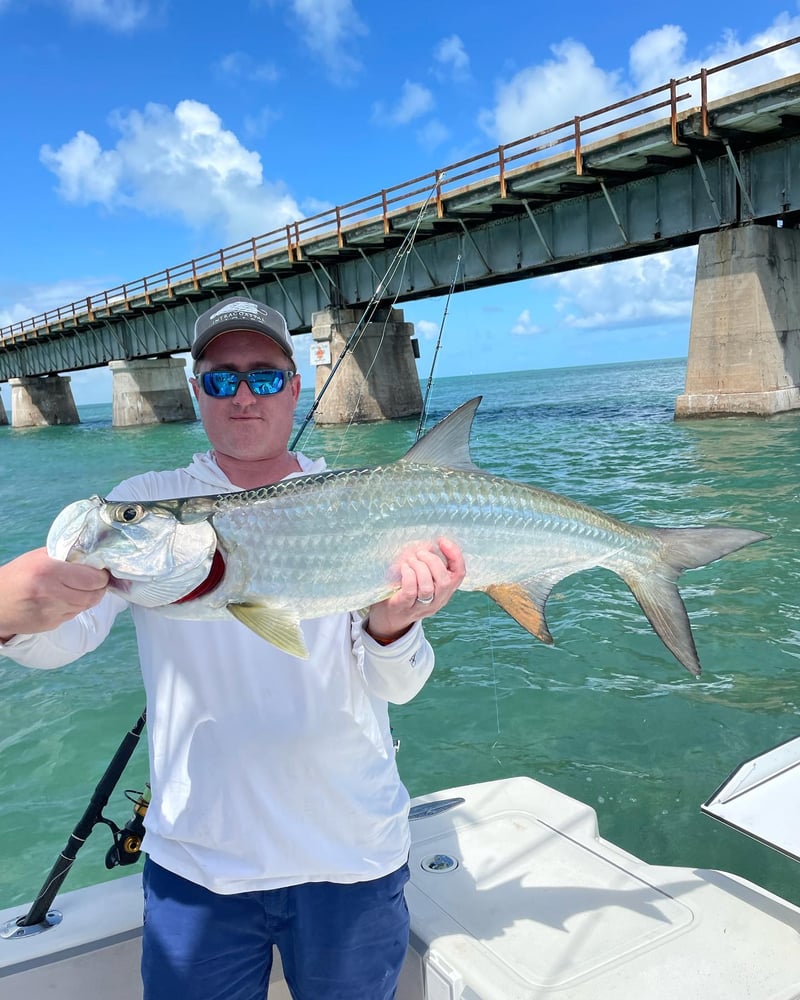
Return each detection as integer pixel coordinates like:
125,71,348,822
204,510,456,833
227,602,309,659
401,397,482,470
483,580,556,645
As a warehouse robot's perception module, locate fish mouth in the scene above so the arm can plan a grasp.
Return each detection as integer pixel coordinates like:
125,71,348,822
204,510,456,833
46,497,105,563
105,570,133,590
104,571,132,596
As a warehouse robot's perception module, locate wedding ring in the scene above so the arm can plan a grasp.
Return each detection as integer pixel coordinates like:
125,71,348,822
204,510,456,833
416,594,435,605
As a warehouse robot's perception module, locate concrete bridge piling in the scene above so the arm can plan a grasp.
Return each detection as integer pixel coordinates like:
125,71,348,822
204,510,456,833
10,375,80,428
676,224,800,418
310,308,422,424
109,358,196,427
7,360,197,429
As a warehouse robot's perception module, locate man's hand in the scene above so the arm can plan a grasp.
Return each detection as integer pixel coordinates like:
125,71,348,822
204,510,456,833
0,548,110,642
365,538,466,644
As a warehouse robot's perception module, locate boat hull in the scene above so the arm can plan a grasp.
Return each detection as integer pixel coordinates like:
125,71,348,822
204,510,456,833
3,776,800,999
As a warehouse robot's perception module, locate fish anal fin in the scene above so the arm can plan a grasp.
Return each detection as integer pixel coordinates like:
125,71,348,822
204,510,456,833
227,603,309,659
485,582,554,645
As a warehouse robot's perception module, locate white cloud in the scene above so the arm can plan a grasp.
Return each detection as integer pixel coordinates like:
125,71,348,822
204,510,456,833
628,25,690,94
373,81,435,126
0,277,119,331
40,100,302,244
301,195,335,218
511,308,544,336
414,319,439,341
434,34,470,81
64,0,150,31
284,0,367,82
417,118,450,150
630,18,800,99
479,39,624,144
40,130,121,204
547,247,697,330
242,106,282,139
479,18,800,147
0,0,150,29
216,52,280,85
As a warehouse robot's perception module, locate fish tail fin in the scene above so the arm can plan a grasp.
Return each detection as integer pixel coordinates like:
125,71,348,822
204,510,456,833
621,526,769,676
652,526,769,572
623,573,701,676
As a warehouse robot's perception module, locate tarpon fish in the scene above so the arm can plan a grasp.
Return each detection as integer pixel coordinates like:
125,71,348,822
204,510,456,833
46,397,767,674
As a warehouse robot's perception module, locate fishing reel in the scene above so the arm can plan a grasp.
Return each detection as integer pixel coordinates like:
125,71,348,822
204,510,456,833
104,785,151,869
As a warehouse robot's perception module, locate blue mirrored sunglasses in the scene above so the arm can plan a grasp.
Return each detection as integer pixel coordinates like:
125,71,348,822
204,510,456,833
199,368,295,398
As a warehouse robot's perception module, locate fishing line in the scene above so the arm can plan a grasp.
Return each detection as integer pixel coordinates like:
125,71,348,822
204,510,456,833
484,597,504,764
415,251,462,441
293,213,425,456
330,223,425,462
487,603,503,734
290,174,445,454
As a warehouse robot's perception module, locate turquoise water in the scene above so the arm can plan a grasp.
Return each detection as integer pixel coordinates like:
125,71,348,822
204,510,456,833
1,357,799,910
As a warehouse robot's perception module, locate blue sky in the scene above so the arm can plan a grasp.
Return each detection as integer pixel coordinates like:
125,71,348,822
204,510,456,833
3,0,800,404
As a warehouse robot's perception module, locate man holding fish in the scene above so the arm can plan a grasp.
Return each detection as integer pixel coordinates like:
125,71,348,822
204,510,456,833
0,296,466,1000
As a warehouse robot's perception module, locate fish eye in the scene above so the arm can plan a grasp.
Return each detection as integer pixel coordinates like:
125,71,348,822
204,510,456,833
113,503,145,524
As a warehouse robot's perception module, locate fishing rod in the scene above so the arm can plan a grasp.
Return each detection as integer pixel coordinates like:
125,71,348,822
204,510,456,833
10,708,147,933
290,175,445,452
415,252,462,441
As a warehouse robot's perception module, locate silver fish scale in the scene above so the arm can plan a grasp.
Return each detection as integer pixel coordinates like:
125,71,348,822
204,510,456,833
208,463,653,618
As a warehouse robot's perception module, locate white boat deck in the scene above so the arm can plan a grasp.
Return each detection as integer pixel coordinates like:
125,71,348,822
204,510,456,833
2,775,800,999
402,777,800,999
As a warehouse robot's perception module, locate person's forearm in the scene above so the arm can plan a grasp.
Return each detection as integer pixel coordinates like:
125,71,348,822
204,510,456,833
0,603,119,668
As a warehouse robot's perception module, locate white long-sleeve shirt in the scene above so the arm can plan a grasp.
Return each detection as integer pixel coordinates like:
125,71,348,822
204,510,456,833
2,451,434,893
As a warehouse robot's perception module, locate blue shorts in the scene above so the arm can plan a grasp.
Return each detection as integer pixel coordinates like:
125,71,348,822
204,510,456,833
140,858,410,1000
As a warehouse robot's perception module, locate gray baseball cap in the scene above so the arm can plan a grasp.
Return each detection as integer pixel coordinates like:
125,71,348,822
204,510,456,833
192,297,295,362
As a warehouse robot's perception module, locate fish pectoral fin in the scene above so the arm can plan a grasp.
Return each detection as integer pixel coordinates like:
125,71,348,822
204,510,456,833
484,581,554,645
227,603,309,659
